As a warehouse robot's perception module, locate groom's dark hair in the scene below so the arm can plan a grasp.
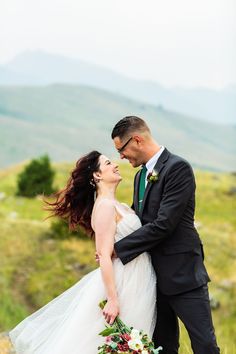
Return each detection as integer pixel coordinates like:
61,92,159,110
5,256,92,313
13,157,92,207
111,116,150,140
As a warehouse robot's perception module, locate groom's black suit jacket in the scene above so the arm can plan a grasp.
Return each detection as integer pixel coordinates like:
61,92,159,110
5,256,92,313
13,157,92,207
114,148,210,296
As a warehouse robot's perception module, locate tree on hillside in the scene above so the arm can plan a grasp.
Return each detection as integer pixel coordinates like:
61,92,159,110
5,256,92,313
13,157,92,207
17,155,55,197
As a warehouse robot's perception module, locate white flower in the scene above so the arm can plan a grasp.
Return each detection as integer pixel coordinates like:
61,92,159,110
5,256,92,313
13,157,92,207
147,169,159,183
128,339,144,351
130,328,141,340
141,350,149,354
152,169,158,176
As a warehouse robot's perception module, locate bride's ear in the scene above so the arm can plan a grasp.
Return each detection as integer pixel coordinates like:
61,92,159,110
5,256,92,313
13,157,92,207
93,172,101,183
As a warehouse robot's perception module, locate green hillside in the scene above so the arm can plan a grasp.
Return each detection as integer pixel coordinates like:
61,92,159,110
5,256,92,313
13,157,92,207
0,84,235,171
0,162,235,353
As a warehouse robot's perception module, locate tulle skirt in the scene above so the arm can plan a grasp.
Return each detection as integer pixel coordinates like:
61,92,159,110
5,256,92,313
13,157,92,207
9,253,156,354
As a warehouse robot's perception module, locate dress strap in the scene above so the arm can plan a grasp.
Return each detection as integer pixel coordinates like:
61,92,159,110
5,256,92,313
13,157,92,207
114,202,126,217
114,202,134,217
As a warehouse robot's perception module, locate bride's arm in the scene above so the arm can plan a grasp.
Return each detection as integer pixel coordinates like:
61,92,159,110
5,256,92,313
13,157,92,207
93,199,118,325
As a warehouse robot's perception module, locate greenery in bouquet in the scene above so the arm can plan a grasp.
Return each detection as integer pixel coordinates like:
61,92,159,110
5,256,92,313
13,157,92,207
98,300,163,354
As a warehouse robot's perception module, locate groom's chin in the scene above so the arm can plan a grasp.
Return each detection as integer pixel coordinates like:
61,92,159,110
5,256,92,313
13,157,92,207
127,159,135,167
130,161,140,168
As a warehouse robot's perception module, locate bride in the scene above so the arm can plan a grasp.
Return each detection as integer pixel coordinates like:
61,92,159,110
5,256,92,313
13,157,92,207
9,151,157,354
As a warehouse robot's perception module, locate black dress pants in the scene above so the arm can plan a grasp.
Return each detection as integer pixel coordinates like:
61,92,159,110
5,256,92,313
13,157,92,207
152,284,220,354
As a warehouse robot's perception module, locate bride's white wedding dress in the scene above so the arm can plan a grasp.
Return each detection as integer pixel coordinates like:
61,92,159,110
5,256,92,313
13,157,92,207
9,203,157,354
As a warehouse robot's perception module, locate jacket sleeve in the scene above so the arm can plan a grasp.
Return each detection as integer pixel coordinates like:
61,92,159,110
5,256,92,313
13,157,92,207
114,160,195,264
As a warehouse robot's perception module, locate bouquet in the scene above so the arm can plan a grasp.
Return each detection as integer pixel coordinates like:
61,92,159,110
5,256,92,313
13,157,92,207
98,300,163,354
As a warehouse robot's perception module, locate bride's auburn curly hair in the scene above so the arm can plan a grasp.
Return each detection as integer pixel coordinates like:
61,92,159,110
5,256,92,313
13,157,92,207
45,151,101,237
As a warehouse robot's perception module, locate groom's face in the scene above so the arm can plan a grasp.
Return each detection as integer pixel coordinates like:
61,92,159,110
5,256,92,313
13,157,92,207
113,136,143,168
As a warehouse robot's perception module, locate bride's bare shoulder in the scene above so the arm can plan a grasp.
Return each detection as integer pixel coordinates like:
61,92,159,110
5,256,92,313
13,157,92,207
93,197,116,210
91,198,117,229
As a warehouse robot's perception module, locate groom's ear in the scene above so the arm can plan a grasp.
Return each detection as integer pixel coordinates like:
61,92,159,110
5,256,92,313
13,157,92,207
133,135,143,146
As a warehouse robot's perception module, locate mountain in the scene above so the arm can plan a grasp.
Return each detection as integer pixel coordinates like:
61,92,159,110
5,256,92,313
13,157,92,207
1,50,235,124
0,84,235,171
0,65,34,85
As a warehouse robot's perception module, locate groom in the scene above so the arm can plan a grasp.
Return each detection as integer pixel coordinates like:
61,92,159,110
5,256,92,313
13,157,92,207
112,116,220,354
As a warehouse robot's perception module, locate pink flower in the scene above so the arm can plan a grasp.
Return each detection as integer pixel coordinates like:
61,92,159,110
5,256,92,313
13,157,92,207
105,336,112,343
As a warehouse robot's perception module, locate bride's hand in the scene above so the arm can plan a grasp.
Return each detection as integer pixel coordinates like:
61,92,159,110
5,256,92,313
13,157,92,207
103,298,119,325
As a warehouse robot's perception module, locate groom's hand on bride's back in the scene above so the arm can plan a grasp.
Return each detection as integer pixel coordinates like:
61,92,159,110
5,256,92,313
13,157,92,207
95,250,117,264
95,251,100,264
112,249,117,259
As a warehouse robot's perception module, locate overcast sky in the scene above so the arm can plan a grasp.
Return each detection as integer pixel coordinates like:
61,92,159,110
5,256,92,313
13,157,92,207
1,0,235,88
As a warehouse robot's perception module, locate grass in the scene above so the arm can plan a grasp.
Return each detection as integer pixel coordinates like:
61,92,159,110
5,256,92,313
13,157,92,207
0,162,236,353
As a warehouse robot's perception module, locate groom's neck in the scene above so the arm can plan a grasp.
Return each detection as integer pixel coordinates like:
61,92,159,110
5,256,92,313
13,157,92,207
142,140,161,164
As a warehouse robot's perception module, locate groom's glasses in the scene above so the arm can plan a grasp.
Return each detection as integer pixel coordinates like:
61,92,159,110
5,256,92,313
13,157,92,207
117,137,133,153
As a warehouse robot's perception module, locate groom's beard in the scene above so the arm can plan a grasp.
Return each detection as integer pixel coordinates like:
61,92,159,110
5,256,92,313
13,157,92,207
129,159,142,168
122,155,142,168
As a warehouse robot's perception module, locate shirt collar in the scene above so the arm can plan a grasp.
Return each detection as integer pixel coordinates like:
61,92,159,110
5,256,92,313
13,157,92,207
145,146,165,174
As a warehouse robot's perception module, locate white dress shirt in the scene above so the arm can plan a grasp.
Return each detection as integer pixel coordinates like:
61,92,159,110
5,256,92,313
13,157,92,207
144,146,165,186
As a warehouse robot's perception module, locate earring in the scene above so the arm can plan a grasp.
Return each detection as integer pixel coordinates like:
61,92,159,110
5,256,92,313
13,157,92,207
89,179,96,188
89,178,100,188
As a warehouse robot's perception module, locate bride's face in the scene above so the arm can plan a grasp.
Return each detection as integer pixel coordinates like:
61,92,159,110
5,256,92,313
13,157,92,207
95,155,122,184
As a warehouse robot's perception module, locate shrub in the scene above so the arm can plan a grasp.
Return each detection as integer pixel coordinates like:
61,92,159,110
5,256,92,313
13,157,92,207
48,219,89,240
17,155,55,197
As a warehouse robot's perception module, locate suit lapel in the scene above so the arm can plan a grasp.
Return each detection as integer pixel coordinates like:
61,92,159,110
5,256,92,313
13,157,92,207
139,148,170,216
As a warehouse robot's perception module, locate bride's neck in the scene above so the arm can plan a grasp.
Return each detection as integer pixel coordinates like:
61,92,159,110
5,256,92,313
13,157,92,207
96,184,117,200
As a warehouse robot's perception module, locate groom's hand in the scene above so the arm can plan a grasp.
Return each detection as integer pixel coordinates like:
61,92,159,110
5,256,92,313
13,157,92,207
95,251,100,264
95,250,117,264
112,249,117,259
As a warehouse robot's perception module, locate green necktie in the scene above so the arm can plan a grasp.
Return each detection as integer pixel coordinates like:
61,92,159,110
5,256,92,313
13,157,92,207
139,165,147,211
